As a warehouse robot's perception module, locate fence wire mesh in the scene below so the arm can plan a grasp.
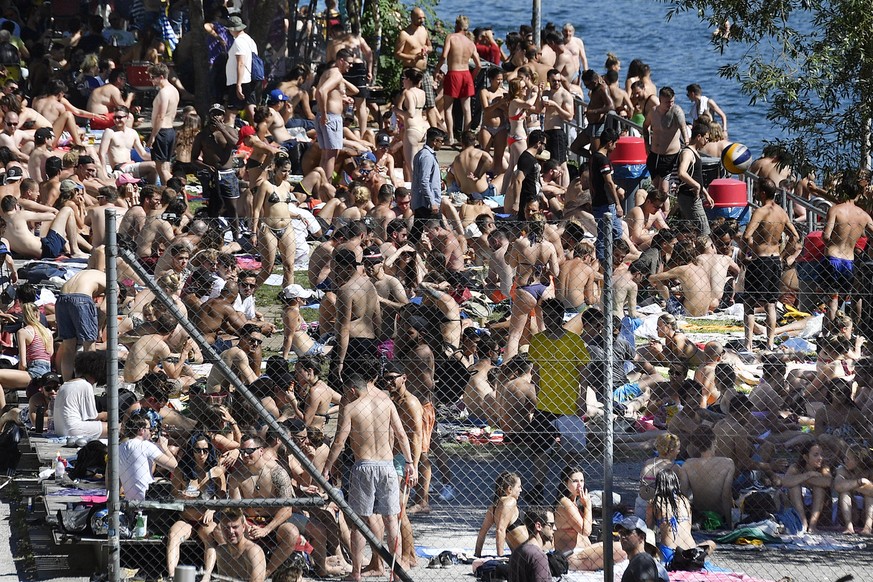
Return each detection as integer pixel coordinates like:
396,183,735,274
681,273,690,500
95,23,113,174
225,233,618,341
17,184,873,582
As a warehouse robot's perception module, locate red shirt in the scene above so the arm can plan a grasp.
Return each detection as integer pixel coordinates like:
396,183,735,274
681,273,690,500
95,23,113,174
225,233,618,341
476,41,501,65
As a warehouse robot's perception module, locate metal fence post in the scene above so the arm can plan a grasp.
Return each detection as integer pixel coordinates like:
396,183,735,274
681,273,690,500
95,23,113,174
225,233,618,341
602,212,615,582
105,208,121,582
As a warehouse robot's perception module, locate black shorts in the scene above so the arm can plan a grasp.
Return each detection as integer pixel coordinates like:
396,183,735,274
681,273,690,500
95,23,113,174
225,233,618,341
344,62,370,100
330,337,380,385
527,410,560,452
743,256,782,307
151,128,176,162
226,81,260,109
646,151,678,180
545,129,568,164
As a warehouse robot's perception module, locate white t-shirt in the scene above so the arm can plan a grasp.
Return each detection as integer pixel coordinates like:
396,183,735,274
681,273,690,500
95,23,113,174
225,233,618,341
291,205,321,269
53,378,103,439
119,438,163,501
233,294,257,319
226,32,258,86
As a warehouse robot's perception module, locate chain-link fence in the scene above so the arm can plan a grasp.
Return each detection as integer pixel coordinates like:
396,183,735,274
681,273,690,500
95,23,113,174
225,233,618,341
22,193,873,582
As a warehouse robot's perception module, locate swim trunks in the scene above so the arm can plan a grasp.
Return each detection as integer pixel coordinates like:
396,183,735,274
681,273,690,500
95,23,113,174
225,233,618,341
150,128,176,162
216,168,241,199
422,70,436,110
348,460,400,516
824,255,854,296
443,69,475,99
226,81,259,109
646,151,679,180
343,62,370,99
545,128,568,164
90,111,115,131
421,401,435,454
584,121,605,138
56,293,99,342
743,256,782,307
315,113,343,151
41,230,67,259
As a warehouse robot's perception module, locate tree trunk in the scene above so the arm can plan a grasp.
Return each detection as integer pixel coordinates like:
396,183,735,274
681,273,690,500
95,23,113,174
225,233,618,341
248,0,280,53
187,0,210,118
362,0,380,80
347,0,361,35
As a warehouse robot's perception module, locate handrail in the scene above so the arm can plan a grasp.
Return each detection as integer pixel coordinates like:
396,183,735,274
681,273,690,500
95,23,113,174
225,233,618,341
605,110,643,134
742,171,831,233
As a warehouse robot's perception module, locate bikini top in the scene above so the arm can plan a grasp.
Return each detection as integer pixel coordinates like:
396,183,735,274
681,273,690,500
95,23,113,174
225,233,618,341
268,190,295,204
509,111,525,121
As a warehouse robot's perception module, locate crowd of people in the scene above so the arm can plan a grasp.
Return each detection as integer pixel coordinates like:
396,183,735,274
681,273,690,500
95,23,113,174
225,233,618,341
0,1,871,581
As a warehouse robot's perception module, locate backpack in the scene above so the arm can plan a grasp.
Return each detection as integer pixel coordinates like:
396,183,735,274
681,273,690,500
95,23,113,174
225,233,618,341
740,489,779,523
251,52,265,82
0,41,19,65
0,420,23,474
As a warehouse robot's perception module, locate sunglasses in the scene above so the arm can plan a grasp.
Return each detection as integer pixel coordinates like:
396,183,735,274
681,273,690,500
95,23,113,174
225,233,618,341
5,122,16,126
193,447,210,453
239,282,255,288
239,447,262,456
114,115,127,120
248,339,263,346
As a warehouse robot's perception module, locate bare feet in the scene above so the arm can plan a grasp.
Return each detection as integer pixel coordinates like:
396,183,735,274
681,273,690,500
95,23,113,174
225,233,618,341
400,556,418,569
407,503,432,515
360,568,385,577
860,527,872,536
317,562,353,577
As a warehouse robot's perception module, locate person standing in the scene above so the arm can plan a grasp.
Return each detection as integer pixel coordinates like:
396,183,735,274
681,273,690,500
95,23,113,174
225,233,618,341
508,129,546,220
225,15,260,121
191,104,241,237
561,23,588,83
436,15,481,145
675,122,714,236
323,371,417,581
394,7,440,129
643,86,687,198
508,509,555,582
331,248,382,385
544,69,574,188
147,63,179,185
315,47,357,183
410,127,445,242
617,517,667,582
741,177,799,350
590,127,625,260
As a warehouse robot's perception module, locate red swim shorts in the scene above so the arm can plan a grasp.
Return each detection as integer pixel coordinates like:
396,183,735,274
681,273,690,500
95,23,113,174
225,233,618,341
90,111,116,131
443,69,475,99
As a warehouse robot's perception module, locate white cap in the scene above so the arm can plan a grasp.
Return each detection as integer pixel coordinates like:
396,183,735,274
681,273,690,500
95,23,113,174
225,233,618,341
280,284,314,300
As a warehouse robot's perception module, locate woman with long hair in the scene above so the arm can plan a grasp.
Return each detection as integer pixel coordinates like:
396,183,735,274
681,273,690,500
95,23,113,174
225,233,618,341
166,432,226,577
396,68,429,181
833,445,873,534
479,67,508,173
649,470,715,566
814,377,868,465
554,466,626,570
0,303,54,389
505,215,559,359
474,471,527,557
251,154,298,289
636,433,682,518
501,76,538,203
781,440,833,533
173,111,201,176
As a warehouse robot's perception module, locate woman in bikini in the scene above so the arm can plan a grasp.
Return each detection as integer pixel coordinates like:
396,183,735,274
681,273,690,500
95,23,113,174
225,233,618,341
635,433,682,518
505,214,559,359
554,466,626,570
474,471,527,557
396,68,428,181
638,313,705,375
501,77,537,199
478,67,508,174
814,377,868,465
247,107,285,192
251,154,298,289
648,469,715,567
833,444,873,534
166,432,226,577
781,440,833,533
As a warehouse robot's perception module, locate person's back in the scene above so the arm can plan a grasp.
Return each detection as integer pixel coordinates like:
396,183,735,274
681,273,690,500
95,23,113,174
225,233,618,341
347,388,395,461
508,540,550,582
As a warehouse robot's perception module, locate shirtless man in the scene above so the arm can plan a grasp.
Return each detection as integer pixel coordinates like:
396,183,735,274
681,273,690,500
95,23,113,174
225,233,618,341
436,15,481,143
122,310,182,383
714,394,782,493
395,7,439,129
424,219,464,272
741,178,799,350
367,184,397,240
331,248,381,384
136,198,183,259
364,248,408,342
544,69,575,188
206,326,263,393
98,106,156,183
192,104,241,234
384,362,423,567
643,87,688,197
32,80,95,147
119,185,160,246
695,236,740,311
495,355,536,437
87,69,134,129
448,130,494,198
626,190,668,250
578,70,614,153
0,111,31,163
821,177,873,318
561,23,587,83
263,90,298,145
55,269,106,380
486,229,514,302
86,185,128,248
28,128,58,183
679,425,735,528
0,192,84,259
146,63,180,184
604,70,634,119
748,147,794,190
556,240,601,310
648,241,714,317
294,356,339,430
316,47,357,183
327,27,374,138
204,509,266,582
227,434,301,579
193,282,274,351
323,371,417,581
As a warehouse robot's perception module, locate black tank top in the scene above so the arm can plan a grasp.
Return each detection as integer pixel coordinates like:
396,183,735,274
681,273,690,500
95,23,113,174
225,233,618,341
677,146,703,197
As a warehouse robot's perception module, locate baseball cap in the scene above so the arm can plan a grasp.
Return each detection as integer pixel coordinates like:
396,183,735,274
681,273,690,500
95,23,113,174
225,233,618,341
283,417,307,434
617,516,657,551
267,89,288,103
358,151,377,164
60,179,84,193
237,124,256,146
376,132,391,147
208,103,226,116
116,173,141,187
280,283,314,300
4,166,22,182
35,127,54,143
362,246,383,263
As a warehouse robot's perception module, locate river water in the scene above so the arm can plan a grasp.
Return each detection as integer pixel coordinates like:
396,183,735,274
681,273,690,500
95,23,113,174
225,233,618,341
434,0,778,156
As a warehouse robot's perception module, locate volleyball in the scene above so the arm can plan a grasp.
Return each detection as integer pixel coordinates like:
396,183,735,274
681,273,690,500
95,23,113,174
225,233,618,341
721,142,753,174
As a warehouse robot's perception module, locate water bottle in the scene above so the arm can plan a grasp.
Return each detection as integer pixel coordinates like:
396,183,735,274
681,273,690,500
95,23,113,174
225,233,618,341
133,511,147,538
55,452,66,479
